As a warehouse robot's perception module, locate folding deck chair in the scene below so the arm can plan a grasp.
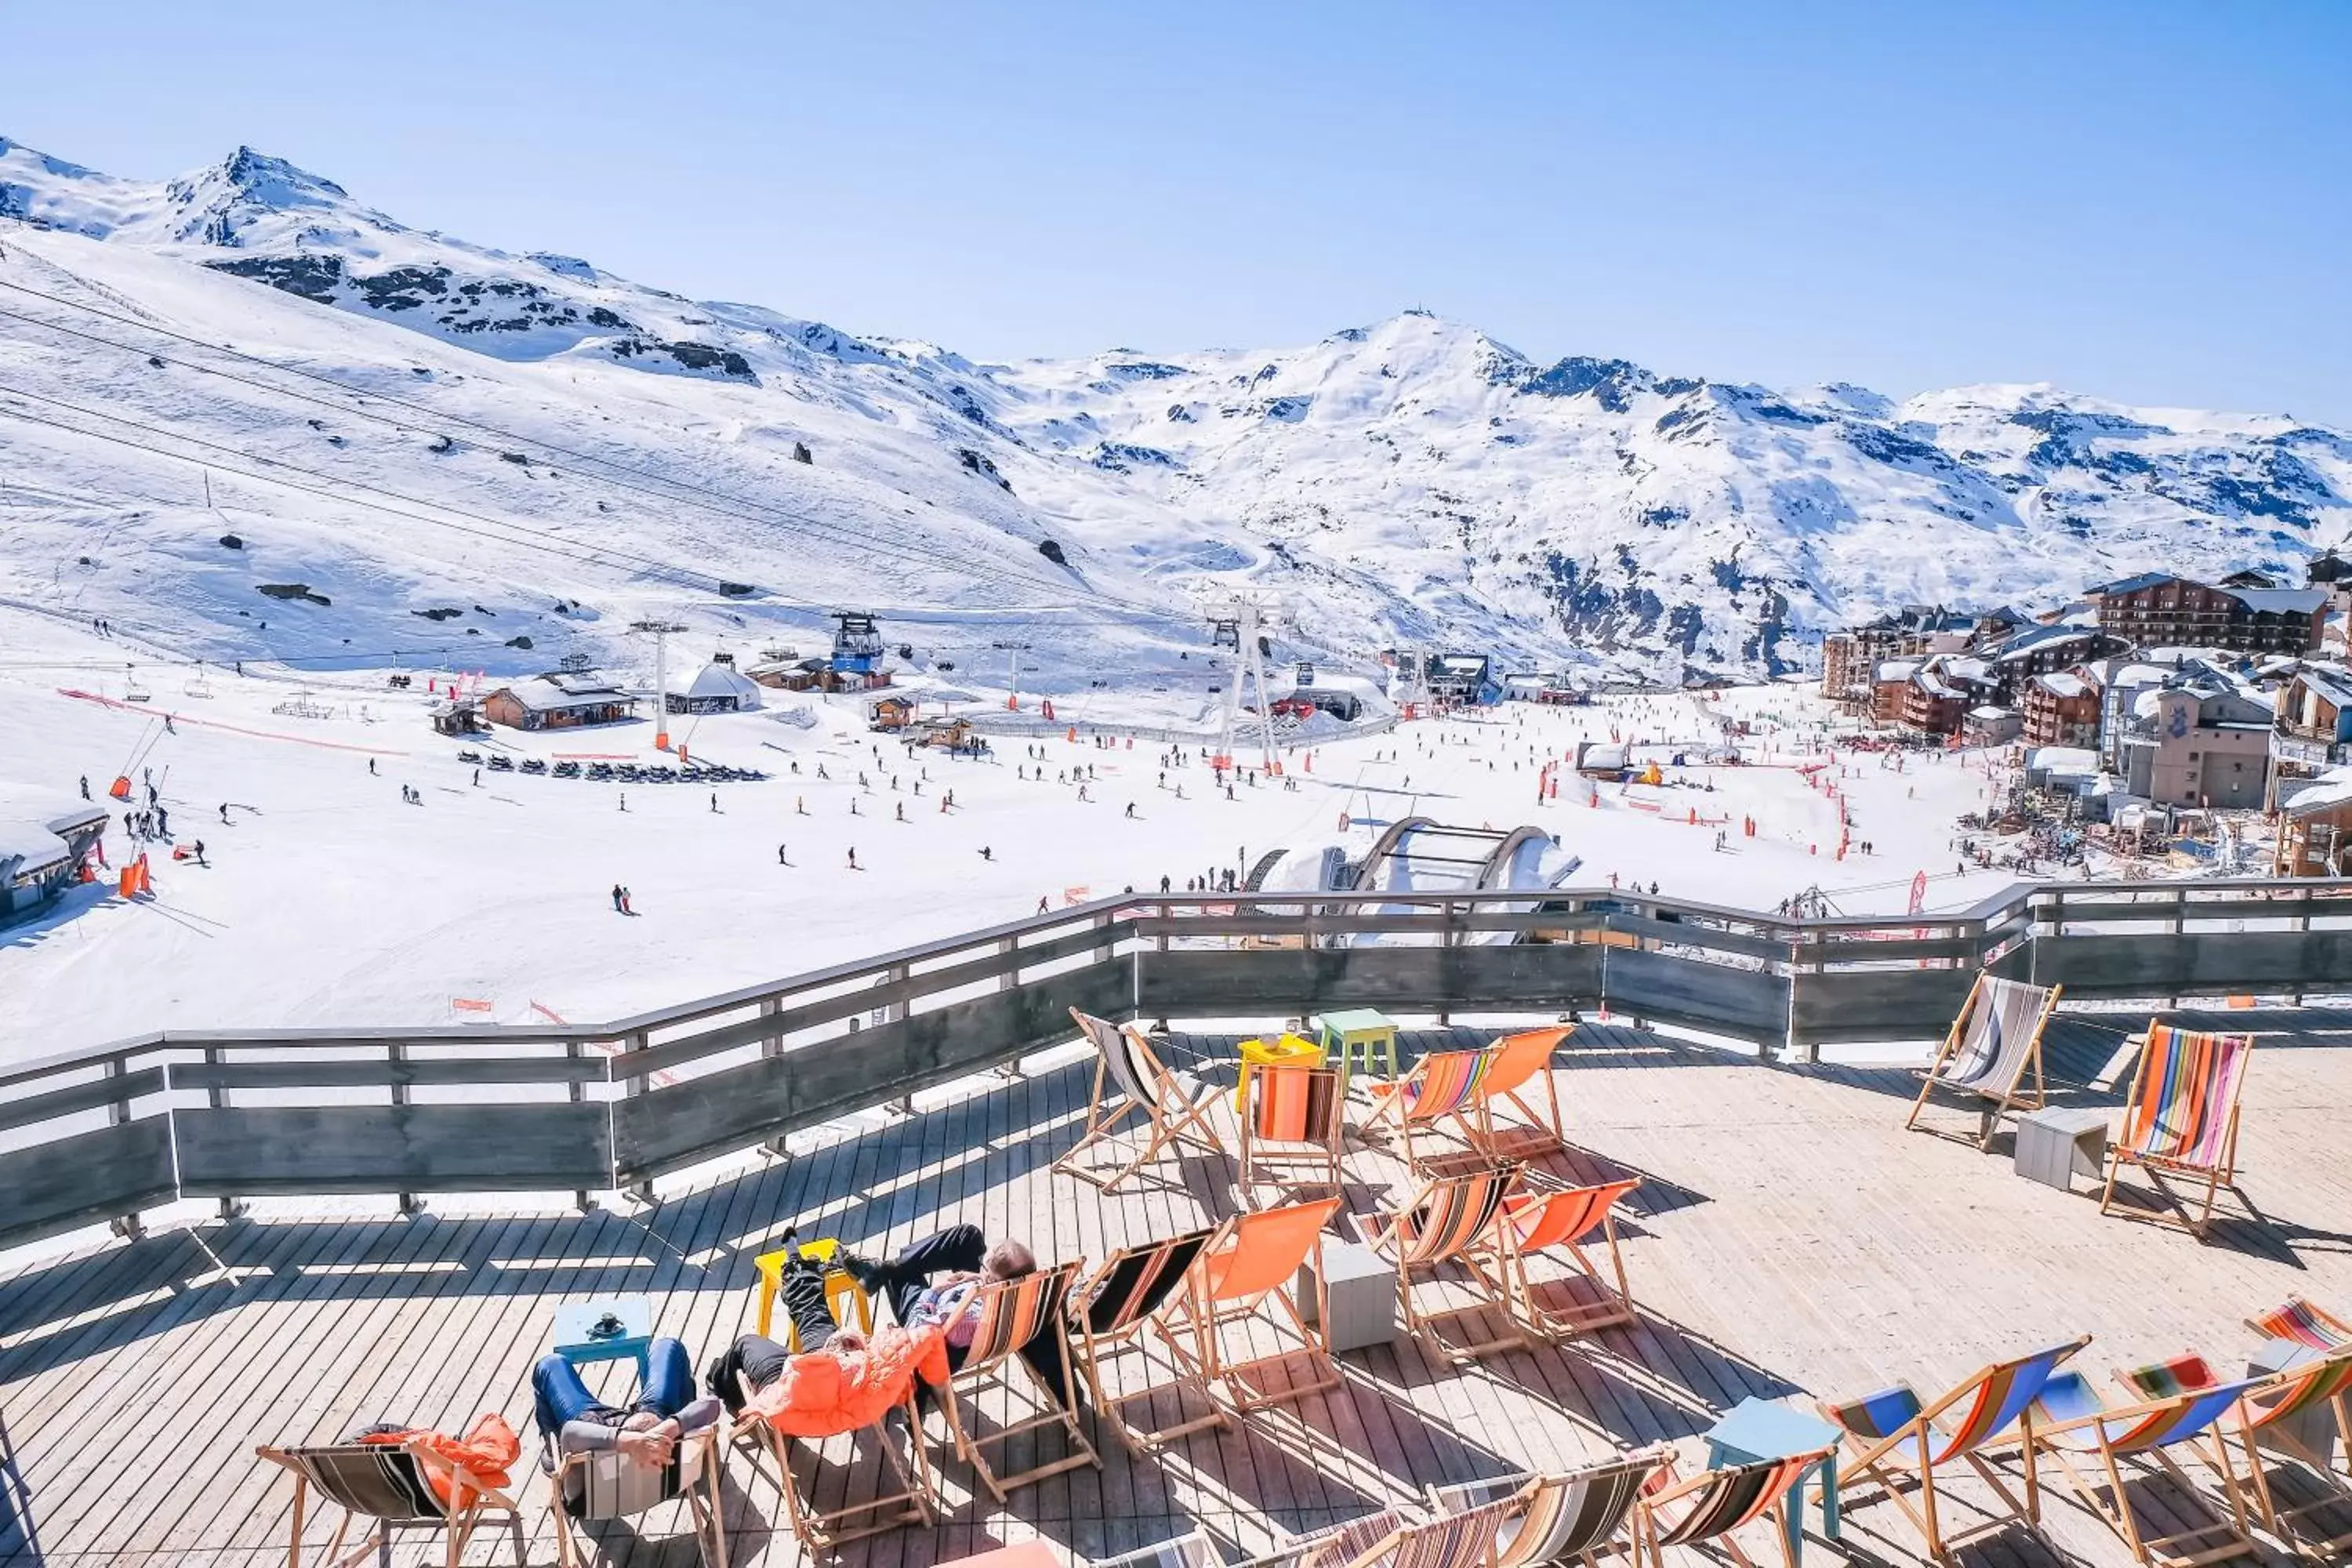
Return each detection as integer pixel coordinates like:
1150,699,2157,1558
1091,1530,1231,1568
1425,1446,1679,1568
1817,1336,2089,1560
2119,1348,2352,1559
255,1438,527,1568
731,1374,936,1555
1161,1197,1345,1427
938,1259,1102,1501
1904,974,2060,1149
1352,1161,1530,1362
1481,1177,1644,1340
1054,1007,1228,1192
2246,1295,2352,1352
1239,1062,1348,1194
1069,1225,1224,1452
1465,1026,1572,1157
2026,1369,2263,1566
1250,1496,1526,1568
2099,1023,2253,1237
1635,1450,1834,1568
1363,1047,1494,1171
548,1424,728,1568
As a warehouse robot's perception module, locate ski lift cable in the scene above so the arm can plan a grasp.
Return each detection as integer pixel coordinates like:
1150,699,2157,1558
0,279,1178,618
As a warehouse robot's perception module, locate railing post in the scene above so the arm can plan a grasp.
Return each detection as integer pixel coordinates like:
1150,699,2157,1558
568,1038,593,1210
105,1055,145,1241
204,1045,247,1221
1437,898,1456,1026
760,996,795,1152
387,1041,420,1216
622,1029,655,1204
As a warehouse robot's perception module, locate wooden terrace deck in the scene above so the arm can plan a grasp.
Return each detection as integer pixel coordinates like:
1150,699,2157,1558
4,1017,2350,1567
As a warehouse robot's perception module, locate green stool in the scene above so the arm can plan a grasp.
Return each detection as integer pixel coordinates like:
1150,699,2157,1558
1316,1007,1399,1094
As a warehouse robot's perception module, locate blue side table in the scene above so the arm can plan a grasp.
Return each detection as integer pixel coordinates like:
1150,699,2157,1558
1704,1396,1842,1565
551,1295,653,1378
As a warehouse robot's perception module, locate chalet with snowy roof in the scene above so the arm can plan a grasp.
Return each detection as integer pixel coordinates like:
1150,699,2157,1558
2267,665,2352,809
481,670,639,731
1962,705,2021,745
2085,572,2325,655
1425,652,1494,703
2023,670,2103,747
1984,622,2125,700
2273,768,2352,877
666,654,762,715
1822,604,1981,707
2,792,108,924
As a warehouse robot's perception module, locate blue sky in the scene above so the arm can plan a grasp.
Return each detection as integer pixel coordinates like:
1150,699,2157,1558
11,2,2350,420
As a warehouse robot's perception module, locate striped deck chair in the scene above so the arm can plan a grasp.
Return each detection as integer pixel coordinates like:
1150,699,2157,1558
1465,1027,1571,1157
2099,1024,2253,1236
1163,1197,1345,1423
255,1438,526,1568
1353,1162,1528,1362
1240,1064,1348,1193
2246,1295,2352,1352
1070,1225,1222,1453
1425,1446,1678,1568
1479,1178,1643,1340
2120,1348,2352,1559
1053,1007,1228,1192
1635,1450,1831,1568
2027,1370,2262,1566
1250,1497,1523,1568
1904,974,2060,1149
1817,1336,2088,1560
548,1425,727,1568
1091,1529,1229,1568
731,1372,935,1555
1363,1047,1494,1171
939,1259,1101,1501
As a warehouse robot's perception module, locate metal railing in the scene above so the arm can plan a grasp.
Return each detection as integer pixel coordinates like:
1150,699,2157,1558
5,877,2348,1249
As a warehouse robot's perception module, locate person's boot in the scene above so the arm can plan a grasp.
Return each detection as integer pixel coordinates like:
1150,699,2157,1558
834,1248,886,1294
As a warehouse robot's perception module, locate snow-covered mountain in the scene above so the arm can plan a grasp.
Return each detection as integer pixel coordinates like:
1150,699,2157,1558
4,136,2347,688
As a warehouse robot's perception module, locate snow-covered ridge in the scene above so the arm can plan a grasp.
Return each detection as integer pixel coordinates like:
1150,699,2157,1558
2,136,2347,685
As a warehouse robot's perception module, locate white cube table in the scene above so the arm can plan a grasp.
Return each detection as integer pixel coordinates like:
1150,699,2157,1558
1295,1238,1398,1353
2014,1106,2108,1191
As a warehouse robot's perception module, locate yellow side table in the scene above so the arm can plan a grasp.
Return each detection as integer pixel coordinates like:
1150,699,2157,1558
1234,1031,1325,1109
753,1237,874,1348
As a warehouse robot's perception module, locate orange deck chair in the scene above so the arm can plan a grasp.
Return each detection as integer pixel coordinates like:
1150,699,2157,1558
1481,1176,1644,1339
1465,1026,1571,1156
1162,1197,1345,1427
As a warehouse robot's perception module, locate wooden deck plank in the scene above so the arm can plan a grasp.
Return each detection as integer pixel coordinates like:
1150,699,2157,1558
8,1021,2352,1568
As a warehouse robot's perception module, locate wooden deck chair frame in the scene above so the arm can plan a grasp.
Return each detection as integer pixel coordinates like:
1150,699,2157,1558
1466,1027,1572,1159
547,1424,728,1568
1352,1163,1530,1363
2120,1348,2352,1560
1904,973,2060,1150
1091,1528,1231,1568
1362,1047,1492,1172
1070,1225,1225,1454
1425,1446,1678,1568
1054,1007,1227,1192
1478,1178,1642,1340
730,1374,935,1555
1634,1450,1829,1568
2025,1374,2262,1568
938,1259,1102,1501
1161,1198,1345,1424
1316,1493,1526,1568
2098,1024,2253,1239
1239,1062,1348,1195
256,1438,527,1568
1818,1335,2089,1562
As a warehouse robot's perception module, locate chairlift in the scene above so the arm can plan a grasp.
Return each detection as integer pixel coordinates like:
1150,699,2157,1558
183,673,216,699
122,666,152,703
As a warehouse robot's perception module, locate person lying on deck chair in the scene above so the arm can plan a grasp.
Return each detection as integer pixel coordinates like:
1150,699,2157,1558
532,1335,722,1513
706,1223,1069,1412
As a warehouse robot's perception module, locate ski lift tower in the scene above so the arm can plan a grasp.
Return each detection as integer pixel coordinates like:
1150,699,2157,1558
1205,592,1285,775
630,619,687,751
1389,644,1427,716
829,611,886,684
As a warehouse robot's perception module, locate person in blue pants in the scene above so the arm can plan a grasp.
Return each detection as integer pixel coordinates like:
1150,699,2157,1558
532,1336,721,1515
